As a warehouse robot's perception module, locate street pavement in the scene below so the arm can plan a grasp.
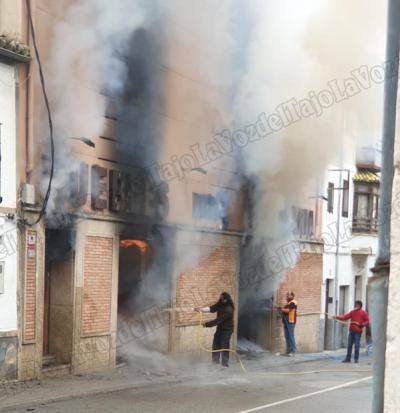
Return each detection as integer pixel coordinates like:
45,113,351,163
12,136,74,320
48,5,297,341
3,351,372,413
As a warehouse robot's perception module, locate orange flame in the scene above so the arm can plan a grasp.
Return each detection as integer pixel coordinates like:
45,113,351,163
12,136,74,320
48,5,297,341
120,239,149,253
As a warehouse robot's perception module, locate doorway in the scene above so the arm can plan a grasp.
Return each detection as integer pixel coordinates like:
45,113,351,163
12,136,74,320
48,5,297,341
324,278,335,350
238,298,274,351
118,239,150,319
43,229,74,367
117,238,152,361
338,285,350,348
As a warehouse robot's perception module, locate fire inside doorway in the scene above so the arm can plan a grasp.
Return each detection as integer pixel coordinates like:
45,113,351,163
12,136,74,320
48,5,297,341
118,239,151,321
117,238,152,362
117,228,174,360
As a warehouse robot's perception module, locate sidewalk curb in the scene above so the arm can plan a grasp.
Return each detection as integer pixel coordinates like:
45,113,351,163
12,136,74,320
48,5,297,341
0,377,183,412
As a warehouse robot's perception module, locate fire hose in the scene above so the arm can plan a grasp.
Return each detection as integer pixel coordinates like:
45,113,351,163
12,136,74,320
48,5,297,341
195,310,369,375
295,311,350,325
196,311,247,372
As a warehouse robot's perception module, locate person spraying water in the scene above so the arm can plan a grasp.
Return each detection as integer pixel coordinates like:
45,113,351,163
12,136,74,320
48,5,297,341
194,292,235,368
335,300,369,364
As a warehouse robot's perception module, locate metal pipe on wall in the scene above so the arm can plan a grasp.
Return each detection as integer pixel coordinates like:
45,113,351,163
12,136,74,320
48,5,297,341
370,0,400,411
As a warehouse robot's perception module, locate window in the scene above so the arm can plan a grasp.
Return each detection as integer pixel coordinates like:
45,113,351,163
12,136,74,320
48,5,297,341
354,275,362,301
372,193,379,221
342,179,349,217
192,192,230,229
109,169,146,214
327,182,334,213
91,165,108,210
352,182,379,233
292,207,314,240
192,193,219,220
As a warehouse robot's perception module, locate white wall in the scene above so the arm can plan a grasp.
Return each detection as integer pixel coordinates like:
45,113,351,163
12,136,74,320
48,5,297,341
0,218,17,331
320,155,378,319
0,62,18,332
0,62,17,209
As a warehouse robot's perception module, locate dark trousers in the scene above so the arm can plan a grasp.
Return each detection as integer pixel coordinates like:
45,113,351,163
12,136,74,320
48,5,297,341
283,318,297,354
346,331,362,361
212,329,232,367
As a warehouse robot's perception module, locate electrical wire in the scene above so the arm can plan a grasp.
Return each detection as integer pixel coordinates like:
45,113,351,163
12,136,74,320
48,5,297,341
0,72,31,88
24,0,54,226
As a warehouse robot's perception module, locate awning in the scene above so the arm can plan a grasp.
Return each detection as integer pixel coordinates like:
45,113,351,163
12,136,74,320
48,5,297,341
353,170,380,184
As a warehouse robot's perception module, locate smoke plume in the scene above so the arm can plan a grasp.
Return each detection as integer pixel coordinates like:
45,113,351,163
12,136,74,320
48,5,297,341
42,0,387,356
233,0,386,301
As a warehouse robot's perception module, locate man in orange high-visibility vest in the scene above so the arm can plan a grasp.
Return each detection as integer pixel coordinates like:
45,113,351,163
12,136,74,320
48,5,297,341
279,292,298,357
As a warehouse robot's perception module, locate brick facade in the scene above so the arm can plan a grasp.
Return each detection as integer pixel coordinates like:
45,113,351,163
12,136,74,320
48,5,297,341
176,246,237,326
171,231,241,354
276,251,323,352
82,236,113,336
278,252,322,313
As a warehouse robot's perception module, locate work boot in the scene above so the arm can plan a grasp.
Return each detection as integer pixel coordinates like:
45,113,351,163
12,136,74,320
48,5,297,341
342,359,351,363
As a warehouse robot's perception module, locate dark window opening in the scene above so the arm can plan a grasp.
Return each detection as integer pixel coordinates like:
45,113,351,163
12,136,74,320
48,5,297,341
342,179,349,218
193,193,219,220
327,182,334,214
109,169,146,214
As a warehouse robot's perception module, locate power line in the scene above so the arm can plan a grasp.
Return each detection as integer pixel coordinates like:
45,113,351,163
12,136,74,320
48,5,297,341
24,0,54,226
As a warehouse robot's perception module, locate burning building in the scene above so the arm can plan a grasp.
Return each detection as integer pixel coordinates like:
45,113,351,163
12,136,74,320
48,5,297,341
0,0,385,381
0,0,246,379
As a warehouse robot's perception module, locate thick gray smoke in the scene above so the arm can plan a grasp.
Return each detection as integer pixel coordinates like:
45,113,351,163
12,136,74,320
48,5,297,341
43,0,387,358
43,0,160,222
233,0,387,302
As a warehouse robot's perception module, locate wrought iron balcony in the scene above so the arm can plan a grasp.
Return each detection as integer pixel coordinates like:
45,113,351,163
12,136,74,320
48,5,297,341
352,216,378,234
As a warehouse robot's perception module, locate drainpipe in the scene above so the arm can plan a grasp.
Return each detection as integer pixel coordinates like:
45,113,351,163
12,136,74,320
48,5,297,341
369,0,400,412
330,122,345,350
333,166,343,349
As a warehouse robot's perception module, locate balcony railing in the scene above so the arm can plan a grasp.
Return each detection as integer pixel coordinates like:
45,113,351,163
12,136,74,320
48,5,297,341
352,217,378,233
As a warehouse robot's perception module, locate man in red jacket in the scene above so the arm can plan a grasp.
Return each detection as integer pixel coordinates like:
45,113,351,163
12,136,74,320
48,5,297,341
336,300,369,363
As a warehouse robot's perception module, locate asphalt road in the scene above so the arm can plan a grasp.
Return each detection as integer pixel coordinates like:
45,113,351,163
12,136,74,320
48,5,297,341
11,359,372,413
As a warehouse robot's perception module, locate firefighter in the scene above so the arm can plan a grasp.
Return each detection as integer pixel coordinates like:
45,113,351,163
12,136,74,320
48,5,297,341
278,291,298,357
335,300,369,363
